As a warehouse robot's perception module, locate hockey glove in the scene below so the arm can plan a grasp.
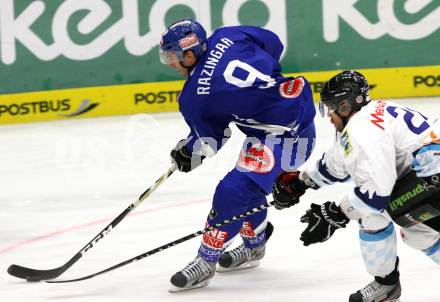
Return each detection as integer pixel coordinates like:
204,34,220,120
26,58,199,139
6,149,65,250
272,171,308,210
299,201,349,246
170,140,205,173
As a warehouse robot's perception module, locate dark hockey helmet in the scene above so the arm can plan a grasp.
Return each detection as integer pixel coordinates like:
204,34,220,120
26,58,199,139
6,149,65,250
319,70,370,117
159,19,207,65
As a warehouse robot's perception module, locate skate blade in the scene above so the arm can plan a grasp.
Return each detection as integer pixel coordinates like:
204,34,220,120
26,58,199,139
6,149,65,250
168,280,210,293
216,259,260,273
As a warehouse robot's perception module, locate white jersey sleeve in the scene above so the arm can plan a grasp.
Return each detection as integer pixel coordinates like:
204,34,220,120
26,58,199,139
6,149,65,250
302,133,350,188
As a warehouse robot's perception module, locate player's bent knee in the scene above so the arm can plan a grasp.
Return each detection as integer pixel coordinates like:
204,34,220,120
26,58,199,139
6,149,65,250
359,213,392,232
400,223,440,251
210,174,262,223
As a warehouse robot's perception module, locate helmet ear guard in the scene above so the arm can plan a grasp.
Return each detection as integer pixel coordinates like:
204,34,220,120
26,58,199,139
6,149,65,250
337,100,352,116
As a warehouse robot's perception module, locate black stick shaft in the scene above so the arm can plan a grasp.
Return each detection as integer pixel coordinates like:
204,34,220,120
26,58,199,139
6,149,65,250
47,201,275,283
7,165,177,281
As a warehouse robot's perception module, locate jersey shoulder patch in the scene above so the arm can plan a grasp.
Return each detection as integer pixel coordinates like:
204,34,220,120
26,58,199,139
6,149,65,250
279,77,304,99
339,130,353,157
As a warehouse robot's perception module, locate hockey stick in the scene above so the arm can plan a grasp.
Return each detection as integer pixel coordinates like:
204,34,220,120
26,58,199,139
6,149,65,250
47,201,275,283
7,164,177,282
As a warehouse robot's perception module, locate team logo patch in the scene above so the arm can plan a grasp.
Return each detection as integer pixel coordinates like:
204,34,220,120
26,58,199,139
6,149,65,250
279,77,304,99
240,221,256,237
203,224,229,249
179,33,199,50
236,143,275,173
340,130,353,157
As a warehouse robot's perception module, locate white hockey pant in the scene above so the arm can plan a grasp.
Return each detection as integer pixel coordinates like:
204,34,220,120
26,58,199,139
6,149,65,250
358,212,440,276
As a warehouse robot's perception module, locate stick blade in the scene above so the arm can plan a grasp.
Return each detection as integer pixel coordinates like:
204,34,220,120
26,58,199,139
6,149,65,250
7,264,63,281
46,274,93,284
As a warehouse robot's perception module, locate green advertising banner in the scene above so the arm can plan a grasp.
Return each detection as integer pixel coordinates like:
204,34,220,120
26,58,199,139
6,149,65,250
0,0,439,95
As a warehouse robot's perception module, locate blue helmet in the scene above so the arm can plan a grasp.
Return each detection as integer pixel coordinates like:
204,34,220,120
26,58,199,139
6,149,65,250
159,19,207,65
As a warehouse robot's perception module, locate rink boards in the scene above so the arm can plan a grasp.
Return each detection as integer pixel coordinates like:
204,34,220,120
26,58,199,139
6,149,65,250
0,65,439,125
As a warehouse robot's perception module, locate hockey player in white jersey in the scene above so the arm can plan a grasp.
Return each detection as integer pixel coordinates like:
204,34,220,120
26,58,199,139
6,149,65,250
272,70,440,302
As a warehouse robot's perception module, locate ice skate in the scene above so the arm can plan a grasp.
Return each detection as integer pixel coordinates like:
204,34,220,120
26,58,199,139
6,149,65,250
349,280,401,302
169,255,216,293
217,222,273,272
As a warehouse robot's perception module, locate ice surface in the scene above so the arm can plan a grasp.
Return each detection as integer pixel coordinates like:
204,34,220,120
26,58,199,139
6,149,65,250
1,97,439,302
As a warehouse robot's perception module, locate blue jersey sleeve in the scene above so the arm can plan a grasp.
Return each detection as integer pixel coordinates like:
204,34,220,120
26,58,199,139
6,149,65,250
183,112,231,157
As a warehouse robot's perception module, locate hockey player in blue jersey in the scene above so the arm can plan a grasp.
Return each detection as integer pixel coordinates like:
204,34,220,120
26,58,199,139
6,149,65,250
159,19,316,292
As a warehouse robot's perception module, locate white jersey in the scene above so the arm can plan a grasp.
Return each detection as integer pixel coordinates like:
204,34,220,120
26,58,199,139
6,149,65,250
305,100,440,216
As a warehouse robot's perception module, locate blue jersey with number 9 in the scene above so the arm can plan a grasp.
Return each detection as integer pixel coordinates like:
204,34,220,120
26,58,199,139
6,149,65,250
177,26,316,155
